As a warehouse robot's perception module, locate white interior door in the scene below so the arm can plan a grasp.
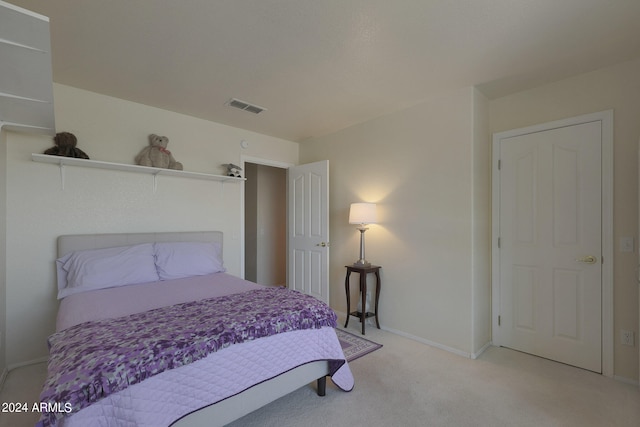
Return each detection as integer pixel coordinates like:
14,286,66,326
494,120,603,373
287,160,329,303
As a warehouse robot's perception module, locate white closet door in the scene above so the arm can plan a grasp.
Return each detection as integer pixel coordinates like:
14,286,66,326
495,121,602,373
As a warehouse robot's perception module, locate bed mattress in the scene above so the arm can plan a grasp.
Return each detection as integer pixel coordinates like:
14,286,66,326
56,273,263,332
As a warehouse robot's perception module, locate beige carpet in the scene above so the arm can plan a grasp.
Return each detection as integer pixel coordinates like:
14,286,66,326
2,321,639,427
228,323,640,427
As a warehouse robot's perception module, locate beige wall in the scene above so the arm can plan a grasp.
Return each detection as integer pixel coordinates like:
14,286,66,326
472,89,491,354
490,58,640,381
0,130,7,376
4,84,298,365
299,57,639,381
300,86,491,356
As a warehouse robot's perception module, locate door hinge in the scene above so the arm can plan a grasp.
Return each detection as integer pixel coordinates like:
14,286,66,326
498,237,501,248
498,315,501,326
498,159,501,170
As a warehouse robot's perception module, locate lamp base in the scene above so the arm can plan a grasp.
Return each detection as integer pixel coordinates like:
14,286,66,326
353,259,371,267
353,226,371,268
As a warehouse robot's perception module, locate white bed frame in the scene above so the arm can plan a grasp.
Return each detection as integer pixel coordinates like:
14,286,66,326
57,231,330,427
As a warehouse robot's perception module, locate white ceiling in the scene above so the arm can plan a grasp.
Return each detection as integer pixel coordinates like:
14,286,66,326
8,0,640,142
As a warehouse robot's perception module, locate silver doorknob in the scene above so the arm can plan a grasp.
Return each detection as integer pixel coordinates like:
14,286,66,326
316,242,330,247
575,255,597,264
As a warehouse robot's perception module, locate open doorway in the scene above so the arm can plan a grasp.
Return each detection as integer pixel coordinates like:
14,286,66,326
244,162,287,286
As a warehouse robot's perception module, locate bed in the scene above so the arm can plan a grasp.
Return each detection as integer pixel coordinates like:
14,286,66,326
37,231,354,427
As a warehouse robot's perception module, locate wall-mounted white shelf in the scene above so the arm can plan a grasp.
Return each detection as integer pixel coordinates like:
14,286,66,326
32,153,245,191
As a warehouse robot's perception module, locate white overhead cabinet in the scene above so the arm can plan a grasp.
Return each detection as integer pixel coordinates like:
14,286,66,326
0,1,55,134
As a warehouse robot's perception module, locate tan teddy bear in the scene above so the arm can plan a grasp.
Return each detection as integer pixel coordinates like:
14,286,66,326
134,134,183,170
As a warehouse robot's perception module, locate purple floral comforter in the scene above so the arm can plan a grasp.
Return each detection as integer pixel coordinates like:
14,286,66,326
38,287,337,427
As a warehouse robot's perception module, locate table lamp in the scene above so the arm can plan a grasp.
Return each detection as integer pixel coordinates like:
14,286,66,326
349,202,377,267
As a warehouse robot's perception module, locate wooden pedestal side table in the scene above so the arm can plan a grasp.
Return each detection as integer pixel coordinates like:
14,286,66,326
344,264,381,335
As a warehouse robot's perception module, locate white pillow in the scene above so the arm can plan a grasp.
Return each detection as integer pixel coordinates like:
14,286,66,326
154,241,225,280
57,243,159,299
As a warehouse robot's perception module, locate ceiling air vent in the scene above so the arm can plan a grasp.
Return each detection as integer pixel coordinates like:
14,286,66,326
225,98,267,114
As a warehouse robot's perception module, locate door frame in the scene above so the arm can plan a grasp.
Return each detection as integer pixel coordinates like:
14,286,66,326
240,155,294,280
491,110,613,377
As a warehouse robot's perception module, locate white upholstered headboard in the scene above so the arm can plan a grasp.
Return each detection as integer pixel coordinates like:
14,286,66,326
57,231,224,258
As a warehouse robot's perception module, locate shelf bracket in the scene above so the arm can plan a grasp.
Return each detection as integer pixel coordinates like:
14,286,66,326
152,172,159,193
59,163,66,190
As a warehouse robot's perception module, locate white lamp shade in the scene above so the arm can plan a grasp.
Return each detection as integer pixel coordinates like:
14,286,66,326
349,203,377,225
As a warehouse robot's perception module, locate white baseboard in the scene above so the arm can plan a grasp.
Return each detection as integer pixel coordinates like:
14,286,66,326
472,341,492,359
380,324,473,358
0,367,7,391
335,310,491,359
7,356,48,372
0,357,48,392
613,375,639,387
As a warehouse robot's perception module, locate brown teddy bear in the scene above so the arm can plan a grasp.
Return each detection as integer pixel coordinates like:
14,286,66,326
134,134,183,170
44,132,90,159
